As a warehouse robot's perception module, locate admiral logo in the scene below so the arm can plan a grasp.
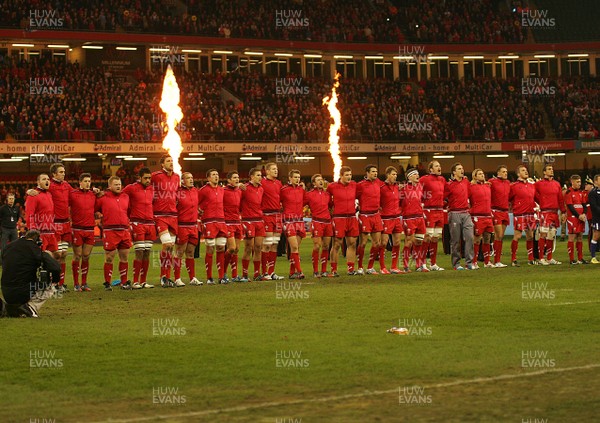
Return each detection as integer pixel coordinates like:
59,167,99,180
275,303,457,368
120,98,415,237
374,144,397,152
93,144,122,153
242,144,267,152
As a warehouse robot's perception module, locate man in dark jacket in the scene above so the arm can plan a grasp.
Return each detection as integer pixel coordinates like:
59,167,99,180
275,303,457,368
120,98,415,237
0,193,19,254
1,230,60,317
588,175,600,264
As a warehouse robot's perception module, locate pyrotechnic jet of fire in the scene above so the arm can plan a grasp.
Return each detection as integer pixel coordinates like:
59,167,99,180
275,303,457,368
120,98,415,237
159,65,184,176
323,72,342,181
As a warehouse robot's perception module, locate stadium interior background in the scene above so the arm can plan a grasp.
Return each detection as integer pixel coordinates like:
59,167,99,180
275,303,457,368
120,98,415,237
0,0,598,192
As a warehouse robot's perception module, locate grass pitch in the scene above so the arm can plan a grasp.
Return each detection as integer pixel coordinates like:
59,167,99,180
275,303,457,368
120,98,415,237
1,239,599,422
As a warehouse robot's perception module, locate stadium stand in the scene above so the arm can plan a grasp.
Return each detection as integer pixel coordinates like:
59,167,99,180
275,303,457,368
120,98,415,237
530,0,600,42
4,54,597,143
396,0,524,43
0,0,539,44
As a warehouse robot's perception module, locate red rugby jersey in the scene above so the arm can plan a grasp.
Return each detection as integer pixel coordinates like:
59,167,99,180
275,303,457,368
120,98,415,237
26,187,54,233
261,177,282,214
399,182,424,218
241,182,264,220
177,186,199,225
535,178,566,213
445,178,470,212
122,182,154,223
380,181,401,217
280,183,305,220
419,174,446,209
356,178,383,213
151,170,180,217
304,188,331,222
488,177,511,211
564,188,586,218
223,184,242,223
95,191,130,230
49,178,72,221
326,180,357,216
509,179,536,215
197,184,225,222
69,188,96,229
469,182,492,217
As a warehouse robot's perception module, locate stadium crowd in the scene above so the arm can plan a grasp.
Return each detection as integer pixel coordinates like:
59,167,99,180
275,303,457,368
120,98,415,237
2,57,597,143
545,77,600,140
0,0,527,44
400,0,525,44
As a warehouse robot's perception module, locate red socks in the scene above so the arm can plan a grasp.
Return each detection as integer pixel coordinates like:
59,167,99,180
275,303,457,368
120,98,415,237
103,262,113,283
72,260,80,286
81,259,89,285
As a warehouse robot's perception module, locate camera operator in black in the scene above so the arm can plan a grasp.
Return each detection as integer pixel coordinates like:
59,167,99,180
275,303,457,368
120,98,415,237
0,193,19,254
1,230,60,317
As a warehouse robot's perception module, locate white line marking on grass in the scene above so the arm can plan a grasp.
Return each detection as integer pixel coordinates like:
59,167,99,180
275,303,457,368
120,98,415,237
92,363,600,423
548,300,600,306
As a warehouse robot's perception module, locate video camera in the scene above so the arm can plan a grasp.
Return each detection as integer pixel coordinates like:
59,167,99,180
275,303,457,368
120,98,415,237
37,264,50,287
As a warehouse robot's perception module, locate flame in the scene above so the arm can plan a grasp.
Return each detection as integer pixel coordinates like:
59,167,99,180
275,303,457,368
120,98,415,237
323,72,343,182
159,65,184,176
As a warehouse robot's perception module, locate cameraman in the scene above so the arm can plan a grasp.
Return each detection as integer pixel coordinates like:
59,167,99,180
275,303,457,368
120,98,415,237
0,230,60,318
0,193,19,254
